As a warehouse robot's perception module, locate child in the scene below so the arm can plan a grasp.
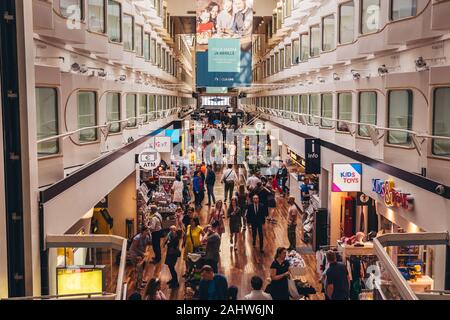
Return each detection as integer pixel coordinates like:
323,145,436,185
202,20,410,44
197,10,214,44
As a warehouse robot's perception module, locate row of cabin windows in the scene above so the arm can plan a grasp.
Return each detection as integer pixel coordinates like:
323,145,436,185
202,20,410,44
249,88,449,156
59,1,176,76
36,88,179,157
259,0,418,78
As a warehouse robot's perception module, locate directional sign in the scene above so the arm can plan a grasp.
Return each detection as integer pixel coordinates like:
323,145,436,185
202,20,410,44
138,148,161,171
305,139,321,174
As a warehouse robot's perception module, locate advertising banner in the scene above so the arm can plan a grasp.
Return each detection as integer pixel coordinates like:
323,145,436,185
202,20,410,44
196,0,253,87
332,163,362,192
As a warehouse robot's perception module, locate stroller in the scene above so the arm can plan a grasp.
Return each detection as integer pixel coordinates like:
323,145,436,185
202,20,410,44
184,251,206,299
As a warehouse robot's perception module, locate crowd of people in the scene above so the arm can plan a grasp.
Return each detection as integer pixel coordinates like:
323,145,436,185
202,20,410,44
125,117,351,301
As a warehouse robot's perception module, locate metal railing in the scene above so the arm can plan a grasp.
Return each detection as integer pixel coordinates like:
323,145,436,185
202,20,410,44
373,232,450,300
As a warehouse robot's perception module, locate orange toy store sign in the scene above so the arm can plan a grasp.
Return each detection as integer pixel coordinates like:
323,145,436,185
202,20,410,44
372,179,414,211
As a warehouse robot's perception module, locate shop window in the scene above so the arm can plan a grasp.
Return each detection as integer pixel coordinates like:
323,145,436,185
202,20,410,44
149,95,156,115
275,52,279,74
60,0,83,20
135,25,143,56
36,88,59,156
144,33,150,60
270,55,275,75
280,49,285,70
106,92,121,133
285,44,292,68
162,48,166,71
123,14,134,51
126,94,137,127
300,95,308,115
391,0,417,21
339,1,355,44
157,43,162,68
322,15,336,52
293,95,299,113
78,91,97,142
88,0,105,33
107,0,122,43
292,38,300,64
321,93,333,127
309,94,320,125
140,94,148,123
361,0,380,34
310,26,320,57
300,33,309,62
432,88,450,156
151,39,157,64
388,90,413,145
337,92,353,132
358,91,377,137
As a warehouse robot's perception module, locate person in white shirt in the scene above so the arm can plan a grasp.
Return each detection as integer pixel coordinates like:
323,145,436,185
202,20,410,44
216,0,234,35
221,164,238,203
171,175,184,204
149,206,163,264
244,276,273,300
246,172,261,191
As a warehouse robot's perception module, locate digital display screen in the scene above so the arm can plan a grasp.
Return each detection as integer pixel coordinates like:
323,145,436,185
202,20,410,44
57,267,104,295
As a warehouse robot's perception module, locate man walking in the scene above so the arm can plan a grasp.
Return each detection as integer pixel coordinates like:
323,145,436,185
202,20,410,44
149,206,163,264
325,251,350,300
246,195,266,253
221,164,238,203
287,196,299,251
206,164,216,206
204,223,221,274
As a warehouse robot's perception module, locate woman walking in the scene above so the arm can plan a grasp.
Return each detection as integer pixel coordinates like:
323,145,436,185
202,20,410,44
208,200,225,235
269,247,291,300
165,225,181,288
182,217,204,274
237,184,248,231
228,197,242,250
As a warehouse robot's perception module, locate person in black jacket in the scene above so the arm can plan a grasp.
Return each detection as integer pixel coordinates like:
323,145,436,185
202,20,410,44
199,265,229,300
246,195,266,253
164,226,181,288
205,164,216,206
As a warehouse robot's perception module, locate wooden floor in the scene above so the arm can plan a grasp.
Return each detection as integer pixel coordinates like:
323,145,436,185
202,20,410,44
118,171,325,300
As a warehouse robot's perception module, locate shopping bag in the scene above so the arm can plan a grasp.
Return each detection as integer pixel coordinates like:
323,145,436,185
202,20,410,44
288,278,301,299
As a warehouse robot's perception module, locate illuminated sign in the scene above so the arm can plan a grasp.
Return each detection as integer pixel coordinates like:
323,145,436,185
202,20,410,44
57,266,105,295
372,179,414,211
332,163,362,192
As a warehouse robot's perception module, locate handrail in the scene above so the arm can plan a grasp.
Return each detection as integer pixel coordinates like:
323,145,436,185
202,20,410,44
37,110,177,144
256,106,450,141
3,292,116,300
46,234,128,300
373,232,449,301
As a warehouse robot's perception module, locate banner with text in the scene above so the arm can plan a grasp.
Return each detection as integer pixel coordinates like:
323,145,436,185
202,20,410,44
196,0,253,87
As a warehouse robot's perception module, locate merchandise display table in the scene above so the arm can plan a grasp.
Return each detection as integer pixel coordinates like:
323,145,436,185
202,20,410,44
408,276,434,293
337,242,374,261
287,250,307,280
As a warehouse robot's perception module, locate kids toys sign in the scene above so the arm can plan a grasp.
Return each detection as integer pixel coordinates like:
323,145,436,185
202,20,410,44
332,163,362,192
372,179,414,211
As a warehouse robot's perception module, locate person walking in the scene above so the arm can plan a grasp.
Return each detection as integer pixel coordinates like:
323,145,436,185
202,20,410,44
148,206,163,264
263,177,277,224
205,164,216,206
165,225,181,288
208,200,225,235
228,197,242,250
325,250,350,300
269,247,291,300
183,217,204,274
221,164,238,203
244,276,273,300
246,195,266,253
236,184,249,231
199,265,229,300
287,197,299,251
276,163,289,197
204,223,221,274
193,171,202,210
127,227,151,265
171,175,184,205
246,172,261,192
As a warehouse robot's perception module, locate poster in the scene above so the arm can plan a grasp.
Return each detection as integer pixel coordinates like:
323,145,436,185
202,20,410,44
332,163,362,192
196,0,253,87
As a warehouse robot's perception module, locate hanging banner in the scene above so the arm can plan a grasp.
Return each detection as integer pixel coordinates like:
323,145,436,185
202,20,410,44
196,0,253,87
305,139,321,174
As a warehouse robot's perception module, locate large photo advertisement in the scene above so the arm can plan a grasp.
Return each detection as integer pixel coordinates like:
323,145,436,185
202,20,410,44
196,0,253,88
